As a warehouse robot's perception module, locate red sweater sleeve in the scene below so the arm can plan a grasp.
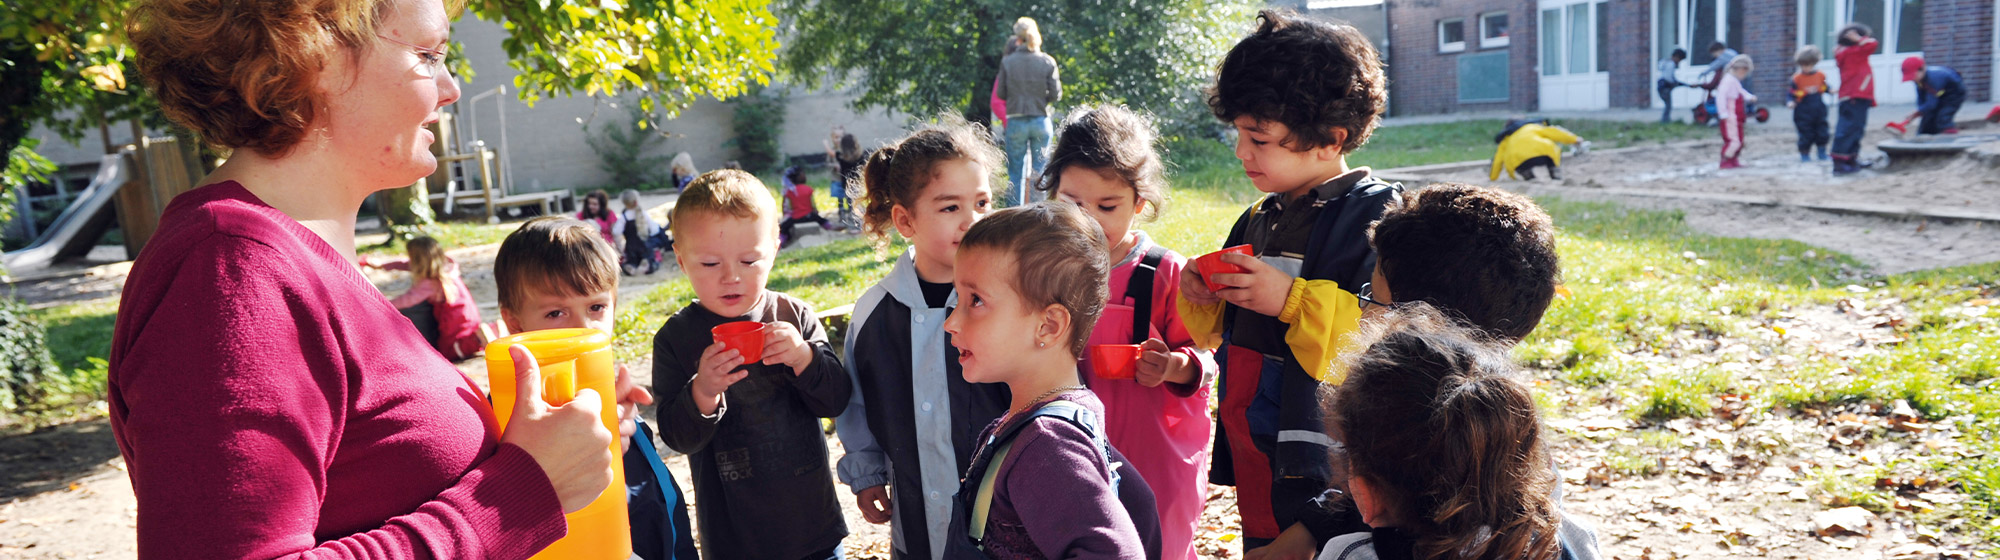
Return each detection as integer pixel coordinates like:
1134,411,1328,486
112,237,565,560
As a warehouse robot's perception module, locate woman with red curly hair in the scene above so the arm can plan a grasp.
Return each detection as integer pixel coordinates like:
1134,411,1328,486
111,0,615,557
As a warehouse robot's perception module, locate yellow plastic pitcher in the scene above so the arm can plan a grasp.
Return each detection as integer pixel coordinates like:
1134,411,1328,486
486,328,632,560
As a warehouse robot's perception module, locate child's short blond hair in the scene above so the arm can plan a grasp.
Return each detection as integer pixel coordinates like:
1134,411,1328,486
493,217,621,312
1727,54,1754,72
1794,45,1822,67
670,169,779,240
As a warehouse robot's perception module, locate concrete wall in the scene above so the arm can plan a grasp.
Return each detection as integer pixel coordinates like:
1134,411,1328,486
447,17,910,193
1384,0,1539,115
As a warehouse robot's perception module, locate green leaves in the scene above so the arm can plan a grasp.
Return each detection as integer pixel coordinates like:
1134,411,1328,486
773,0,1255,133
472,0,778,116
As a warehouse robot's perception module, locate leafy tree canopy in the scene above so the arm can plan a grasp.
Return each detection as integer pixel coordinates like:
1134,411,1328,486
774,0,1255,134
0,0,779,162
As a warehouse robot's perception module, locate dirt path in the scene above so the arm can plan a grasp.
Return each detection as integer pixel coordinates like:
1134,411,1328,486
1396,124,2000,275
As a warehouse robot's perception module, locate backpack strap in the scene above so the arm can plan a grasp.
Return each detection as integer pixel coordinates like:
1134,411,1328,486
1125,245,1169,345
967,401,1114,547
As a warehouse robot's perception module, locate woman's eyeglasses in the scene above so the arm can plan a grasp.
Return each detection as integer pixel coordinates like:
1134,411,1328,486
377,34,448,77
1357,282,1388,310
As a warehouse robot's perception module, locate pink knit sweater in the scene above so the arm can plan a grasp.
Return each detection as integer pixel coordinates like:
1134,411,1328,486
108,182,566,559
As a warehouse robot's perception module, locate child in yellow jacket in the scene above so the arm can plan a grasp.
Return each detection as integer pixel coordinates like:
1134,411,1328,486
1178,10,1403,558
1490,119,1583,181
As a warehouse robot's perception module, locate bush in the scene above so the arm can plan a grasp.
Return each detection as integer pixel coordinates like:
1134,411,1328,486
727,86,787,175
585,102,669,189
0,296,63,414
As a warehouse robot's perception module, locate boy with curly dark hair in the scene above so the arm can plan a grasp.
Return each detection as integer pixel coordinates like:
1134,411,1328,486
1176,9,1403,557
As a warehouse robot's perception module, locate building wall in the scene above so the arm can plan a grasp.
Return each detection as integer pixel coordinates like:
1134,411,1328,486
450,17,910,193
1739,0,1798,101
22,16,913,194
1385,0,1539,115
1924,0,1994,102
1607,0,1655,108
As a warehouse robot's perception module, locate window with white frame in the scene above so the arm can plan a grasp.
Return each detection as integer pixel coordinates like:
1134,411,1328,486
1539,1,1607,76
1480,12,1511,48
1439,18,1467,53
1798,0,1923,58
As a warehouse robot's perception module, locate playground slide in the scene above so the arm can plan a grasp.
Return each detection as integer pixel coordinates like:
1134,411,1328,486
3,151,132,273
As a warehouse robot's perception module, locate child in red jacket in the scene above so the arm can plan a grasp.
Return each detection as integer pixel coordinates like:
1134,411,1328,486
1830,23,1878,175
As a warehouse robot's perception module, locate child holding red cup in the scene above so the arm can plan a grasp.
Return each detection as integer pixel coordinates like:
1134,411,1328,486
650,170,854,560
1037,104,1215,560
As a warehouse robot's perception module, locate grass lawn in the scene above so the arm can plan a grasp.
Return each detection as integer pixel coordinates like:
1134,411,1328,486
357,219,522,257
12,119,2000,542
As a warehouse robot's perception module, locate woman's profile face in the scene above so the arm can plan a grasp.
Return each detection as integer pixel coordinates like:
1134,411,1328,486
320,0,461,192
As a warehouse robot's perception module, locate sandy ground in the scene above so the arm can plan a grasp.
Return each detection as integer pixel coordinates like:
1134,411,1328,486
1402,123,2000,275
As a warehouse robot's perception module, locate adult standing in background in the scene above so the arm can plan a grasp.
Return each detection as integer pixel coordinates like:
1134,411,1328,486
991,37,1019,131
996,16,1062,206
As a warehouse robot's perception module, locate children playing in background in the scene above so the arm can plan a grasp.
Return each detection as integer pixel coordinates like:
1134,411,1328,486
492,217,696,560
780,165,841,248
358,236,490,361
1039,104,1213,560
670,152,698,192
1896,57,1966,136
579,189,618,245
1715,55,1757,170
1832,23,1878,175
833,119,1014,560
939,202,1154,559
1699,41,1740,90
1788,46,1832,162
1180,10,1404,557
829,130,866,230
1489,118,1583,181
1316,307,1601,560
652,170,852,560
1656,48,1687,123
615,189,666,275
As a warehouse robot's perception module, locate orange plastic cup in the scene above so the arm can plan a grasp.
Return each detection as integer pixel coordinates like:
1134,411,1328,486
711,321,767,363
1195,245,1254,292
1090,344,1143,380
486,328,631,560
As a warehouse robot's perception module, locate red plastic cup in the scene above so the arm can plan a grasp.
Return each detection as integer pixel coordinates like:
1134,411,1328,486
711,321,767,363
1090,344,1143,380
1195,245,1254,292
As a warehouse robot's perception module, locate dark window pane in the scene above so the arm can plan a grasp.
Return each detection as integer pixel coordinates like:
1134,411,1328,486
1896,0,1922,53
1596,2,1610,72
1442,20,1465,45
1853,0,1886,47
1805,0,1837,61
1542,9,1563,75
1691,0,1718,65
1568,4,1590,73
1725,0,1742,58
1657,0,1680,64
1484,13,1509,39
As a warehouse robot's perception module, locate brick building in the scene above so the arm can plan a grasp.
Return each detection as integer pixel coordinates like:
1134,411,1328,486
1380,0,1997,116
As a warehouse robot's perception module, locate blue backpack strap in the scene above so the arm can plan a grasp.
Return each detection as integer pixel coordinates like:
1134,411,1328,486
630,419,694,560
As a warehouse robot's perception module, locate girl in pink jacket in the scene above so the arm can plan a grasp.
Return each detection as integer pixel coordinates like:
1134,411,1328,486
1037,105,1215,560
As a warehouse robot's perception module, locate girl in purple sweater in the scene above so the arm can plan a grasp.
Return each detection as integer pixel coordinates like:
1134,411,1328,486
942,203,1151,559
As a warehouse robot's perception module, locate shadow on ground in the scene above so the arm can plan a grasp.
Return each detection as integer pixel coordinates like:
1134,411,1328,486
0,418,121,502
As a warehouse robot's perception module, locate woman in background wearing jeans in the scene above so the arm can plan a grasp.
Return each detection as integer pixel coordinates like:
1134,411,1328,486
996,16,1062,207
